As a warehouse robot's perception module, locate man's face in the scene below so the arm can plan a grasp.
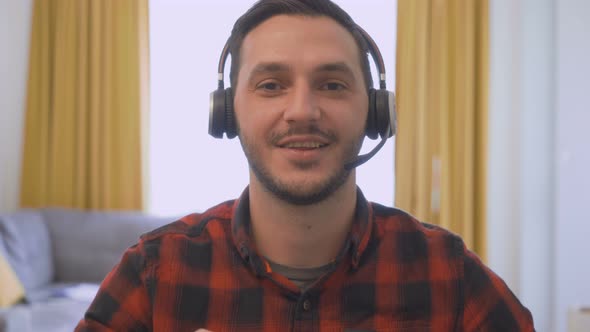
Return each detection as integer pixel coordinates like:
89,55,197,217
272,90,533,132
233,15,368,205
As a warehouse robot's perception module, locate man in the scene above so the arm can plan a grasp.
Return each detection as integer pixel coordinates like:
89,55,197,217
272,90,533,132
76,0,534,331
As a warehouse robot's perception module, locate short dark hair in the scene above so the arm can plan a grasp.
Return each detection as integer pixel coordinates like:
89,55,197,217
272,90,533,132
227,0,373,90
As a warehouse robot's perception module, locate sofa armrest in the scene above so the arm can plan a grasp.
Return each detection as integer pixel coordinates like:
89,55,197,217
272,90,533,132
0,305,32,332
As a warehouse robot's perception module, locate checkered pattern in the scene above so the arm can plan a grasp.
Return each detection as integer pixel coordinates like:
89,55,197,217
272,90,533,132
75,188,534,331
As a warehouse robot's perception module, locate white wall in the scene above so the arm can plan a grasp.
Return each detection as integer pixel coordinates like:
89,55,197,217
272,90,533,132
0,0,33,212
555,1,590,332
489,0,556,330
489,0,590,331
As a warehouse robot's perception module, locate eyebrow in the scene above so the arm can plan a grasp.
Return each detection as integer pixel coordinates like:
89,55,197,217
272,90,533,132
249,62,291,78
314,62,357,79
246,61,358,83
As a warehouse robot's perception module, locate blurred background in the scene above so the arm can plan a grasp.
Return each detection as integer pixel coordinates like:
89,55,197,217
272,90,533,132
0,0,588,331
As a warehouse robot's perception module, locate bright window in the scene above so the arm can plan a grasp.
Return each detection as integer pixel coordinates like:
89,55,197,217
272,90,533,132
149,0,397,215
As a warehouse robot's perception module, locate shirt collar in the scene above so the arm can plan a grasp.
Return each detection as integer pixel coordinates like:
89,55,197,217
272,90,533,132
230,186,374,275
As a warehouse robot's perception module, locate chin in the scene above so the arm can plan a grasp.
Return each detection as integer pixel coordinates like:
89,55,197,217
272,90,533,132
255,167,352,206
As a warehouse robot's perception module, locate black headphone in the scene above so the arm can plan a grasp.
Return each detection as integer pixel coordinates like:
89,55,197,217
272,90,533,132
209,24,396,142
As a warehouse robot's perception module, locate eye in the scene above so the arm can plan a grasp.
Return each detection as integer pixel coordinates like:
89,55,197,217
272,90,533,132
320,81,347,91
257,81,283,91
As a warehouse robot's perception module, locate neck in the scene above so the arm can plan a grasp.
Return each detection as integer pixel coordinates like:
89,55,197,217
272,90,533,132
248,173,358,268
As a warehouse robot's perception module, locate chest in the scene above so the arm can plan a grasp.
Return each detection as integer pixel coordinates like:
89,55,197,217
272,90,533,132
148,247,461,332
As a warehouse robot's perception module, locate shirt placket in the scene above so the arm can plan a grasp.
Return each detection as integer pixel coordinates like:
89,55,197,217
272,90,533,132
292,291,319,332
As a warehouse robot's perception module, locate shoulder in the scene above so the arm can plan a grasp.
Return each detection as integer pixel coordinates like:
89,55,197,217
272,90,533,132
370,202,465,258
138,199,237,245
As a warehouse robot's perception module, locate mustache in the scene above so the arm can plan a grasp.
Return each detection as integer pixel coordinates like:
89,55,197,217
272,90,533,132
269,125,337,144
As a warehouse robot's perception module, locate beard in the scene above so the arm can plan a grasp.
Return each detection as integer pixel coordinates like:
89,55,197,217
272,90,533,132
239,124,364,206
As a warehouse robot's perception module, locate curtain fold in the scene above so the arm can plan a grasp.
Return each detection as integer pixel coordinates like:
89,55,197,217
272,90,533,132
20,0,149,210
395,0,488,259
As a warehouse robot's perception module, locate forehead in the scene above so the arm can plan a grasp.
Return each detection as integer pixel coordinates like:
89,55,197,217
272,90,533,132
238,15,362,77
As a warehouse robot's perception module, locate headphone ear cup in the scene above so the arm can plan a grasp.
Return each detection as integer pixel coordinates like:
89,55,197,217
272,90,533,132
209,89,227,138
224,87,237,139
208,88,236,139
374,89,396,138
365,88,379,139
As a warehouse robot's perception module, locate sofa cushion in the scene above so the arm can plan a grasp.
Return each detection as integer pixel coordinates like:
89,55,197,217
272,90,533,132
0,304,32,332
25,282,99,304
31,297,92,332
42,208,173,283
0,210,53,291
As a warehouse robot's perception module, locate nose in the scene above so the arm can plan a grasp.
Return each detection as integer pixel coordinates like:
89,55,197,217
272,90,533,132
283,82,320,123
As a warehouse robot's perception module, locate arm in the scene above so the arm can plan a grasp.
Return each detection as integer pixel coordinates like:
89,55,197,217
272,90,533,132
462,248,535,331
75,241,153,332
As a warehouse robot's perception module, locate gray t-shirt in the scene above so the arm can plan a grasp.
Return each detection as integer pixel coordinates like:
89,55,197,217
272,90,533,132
266,258,335,289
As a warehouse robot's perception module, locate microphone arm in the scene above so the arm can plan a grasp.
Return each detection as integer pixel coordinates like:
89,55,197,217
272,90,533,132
344,129,390,170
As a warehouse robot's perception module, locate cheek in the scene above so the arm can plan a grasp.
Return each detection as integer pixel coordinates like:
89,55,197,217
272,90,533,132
233,96,253,137
235,109,268,145
234,102,282,140
339,104,369,136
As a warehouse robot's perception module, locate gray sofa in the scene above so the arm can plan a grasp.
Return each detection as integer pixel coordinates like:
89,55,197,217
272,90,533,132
0,208,175,332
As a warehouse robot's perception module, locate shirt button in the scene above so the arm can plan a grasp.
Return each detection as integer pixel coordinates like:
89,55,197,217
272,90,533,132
302,299,311,311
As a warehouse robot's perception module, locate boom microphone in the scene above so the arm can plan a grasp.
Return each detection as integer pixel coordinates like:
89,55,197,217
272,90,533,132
344,127,391,170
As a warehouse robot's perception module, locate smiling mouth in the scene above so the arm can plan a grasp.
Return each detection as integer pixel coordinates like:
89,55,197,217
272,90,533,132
279,142,329,150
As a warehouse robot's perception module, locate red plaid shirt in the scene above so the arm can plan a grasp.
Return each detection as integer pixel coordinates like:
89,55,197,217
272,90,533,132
76,188,534,331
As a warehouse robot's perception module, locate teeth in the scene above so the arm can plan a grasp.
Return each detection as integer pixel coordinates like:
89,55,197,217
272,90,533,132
283,142,325,149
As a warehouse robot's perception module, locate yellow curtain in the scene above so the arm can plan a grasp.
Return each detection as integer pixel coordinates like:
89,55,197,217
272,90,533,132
20,0,149,210
395,0,488,259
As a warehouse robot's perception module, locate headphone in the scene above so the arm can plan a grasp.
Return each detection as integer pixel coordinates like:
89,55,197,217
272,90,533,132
208,24,396,145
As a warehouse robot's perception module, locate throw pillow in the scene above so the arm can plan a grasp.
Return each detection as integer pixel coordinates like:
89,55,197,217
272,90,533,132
0,252,25,307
